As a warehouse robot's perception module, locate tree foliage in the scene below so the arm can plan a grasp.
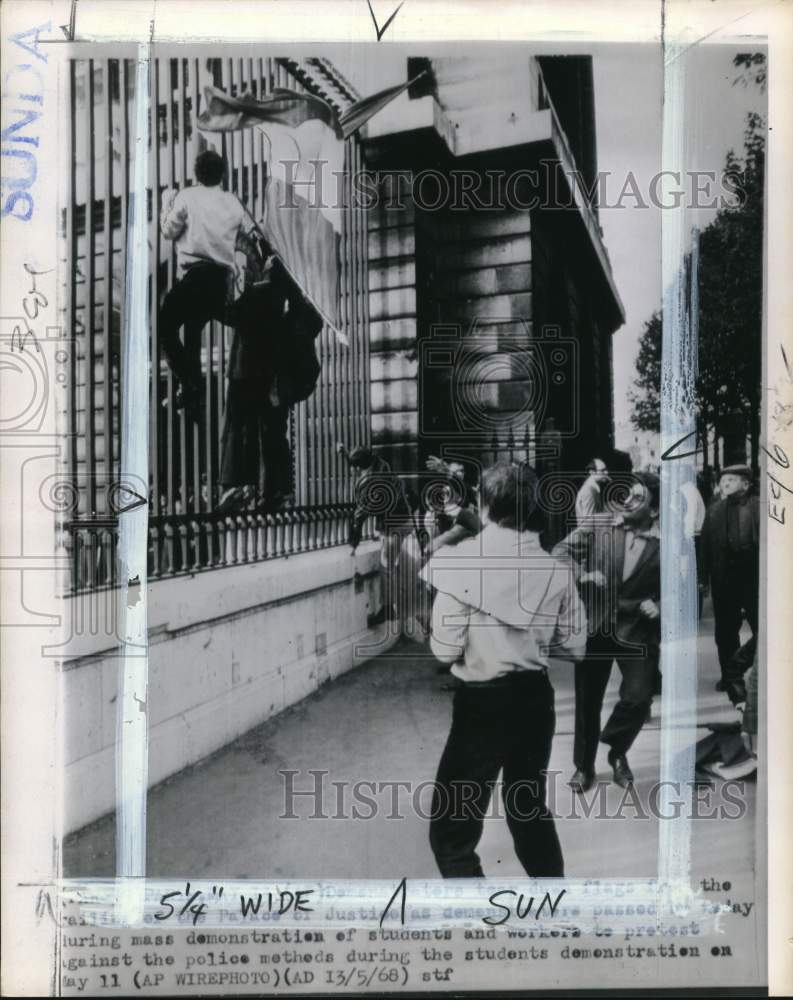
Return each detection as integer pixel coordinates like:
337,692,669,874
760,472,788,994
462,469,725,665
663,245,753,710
629,311,661,433
630,54,765,464
733,52,767,92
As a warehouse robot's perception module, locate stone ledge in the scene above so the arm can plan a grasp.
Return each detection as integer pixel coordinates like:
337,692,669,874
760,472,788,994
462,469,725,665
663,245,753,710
60,541,382,666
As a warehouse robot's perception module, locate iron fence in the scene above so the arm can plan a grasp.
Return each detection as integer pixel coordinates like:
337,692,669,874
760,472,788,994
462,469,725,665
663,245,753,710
65,56,371,592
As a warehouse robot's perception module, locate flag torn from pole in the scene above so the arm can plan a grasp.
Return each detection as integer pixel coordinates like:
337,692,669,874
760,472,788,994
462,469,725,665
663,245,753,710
197,73,425,341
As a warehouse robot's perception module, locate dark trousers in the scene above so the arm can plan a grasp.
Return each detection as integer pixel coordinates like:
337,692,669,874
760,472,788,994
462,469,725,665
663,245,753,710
159,263,229,389
220,382,291,498
573,631,658,772
712,568,759,681
429,671,563,878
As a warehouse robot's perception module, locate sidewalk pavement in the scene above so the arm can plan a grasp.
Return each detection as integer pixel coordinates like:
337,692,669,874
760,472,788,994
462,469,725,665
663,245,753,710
64,604,757,882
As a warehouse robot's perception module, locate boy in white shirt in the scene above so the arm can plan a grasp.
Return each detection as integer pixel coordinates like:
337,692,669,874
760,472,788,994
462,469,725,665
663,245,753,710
423,462,587,877
159,149,255,416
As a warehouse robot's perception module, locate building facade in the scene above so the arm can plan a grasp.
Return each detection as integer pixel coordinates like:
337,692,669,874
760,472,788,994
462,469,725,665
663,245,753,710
62,52,623,833
362,54,624,485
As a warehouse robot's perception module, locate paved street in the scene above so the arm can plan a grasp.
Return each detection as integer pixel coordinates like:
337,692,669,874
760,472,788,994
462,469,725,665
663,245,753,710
65,602,756,883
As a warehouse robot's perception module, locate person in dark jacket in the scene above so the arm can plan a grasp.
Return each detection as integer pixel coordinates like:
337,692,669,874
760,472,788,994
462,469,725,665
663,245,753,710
698,464,759,697
399,456,483,645
338,444,415,626
218,253,322,512
553,472,661,791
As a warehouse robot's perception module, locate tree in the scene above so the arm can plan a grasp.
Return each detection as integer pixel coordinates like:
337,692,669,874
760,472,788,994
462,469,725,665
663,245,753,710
733,52,767,92
630,55,765,470
696,110,764,466
629,311,661,434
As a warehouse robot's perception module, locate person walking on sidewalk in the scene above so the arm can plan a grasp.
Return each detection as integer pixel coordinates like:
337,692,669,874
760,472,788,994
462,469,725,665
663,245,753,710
159,149,256,418
554,472,661,792
423,462,587,878
698,464,759,697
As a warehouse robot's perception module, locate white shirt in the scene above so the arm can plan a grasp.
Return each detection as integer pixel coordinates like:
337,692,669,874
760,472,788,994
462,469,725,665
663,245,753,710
680,480,706,538
423,524,587,683
160,184,248,276
575,477,603,523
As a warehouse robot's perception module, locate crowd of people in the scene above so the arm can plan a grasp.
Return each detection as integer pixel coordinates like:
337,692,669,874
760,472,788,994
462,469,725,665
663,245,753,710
343,450,759,879
159,149,759,882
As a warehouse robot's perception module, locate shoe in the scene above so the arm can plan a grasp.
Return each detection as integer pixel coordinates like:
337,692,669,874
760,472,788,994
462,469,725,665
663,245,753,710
216,486,247,514
257,492,295,514
607,751,634,788
568,769,596,794
725,681,747,706
367,606,387,627
705,757,757,780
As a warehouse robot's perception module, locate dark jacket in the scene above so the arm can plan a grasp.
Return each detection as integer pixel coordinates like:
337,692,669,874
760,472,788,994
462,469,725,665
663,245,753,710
699,492,760,585
349,456,412,549
226,259,323,406
552,520,661,648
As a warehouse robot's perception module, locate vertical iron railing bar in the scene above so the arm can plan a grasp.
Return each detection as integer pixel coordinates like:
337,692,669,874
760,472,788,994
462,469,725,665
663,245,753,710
86,61,97,518
356,139,367,458
103,59,115,516
149,58,171,538
67,61,79,541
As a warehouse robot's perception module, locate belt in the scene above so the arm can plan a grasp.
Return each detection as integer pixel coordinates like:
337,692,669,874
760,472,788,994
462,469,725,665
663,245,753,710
461,669,548,689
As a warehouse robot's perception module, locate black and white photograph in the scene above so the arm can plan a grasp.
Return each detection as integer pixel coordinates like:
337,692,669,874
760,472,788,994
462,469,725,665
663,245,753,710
1,1,792,996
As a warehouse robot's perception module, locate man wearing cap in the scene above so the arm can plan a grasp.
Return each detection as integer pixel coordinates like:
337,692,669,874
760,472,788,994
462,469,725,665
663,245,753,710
699,464,759,698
